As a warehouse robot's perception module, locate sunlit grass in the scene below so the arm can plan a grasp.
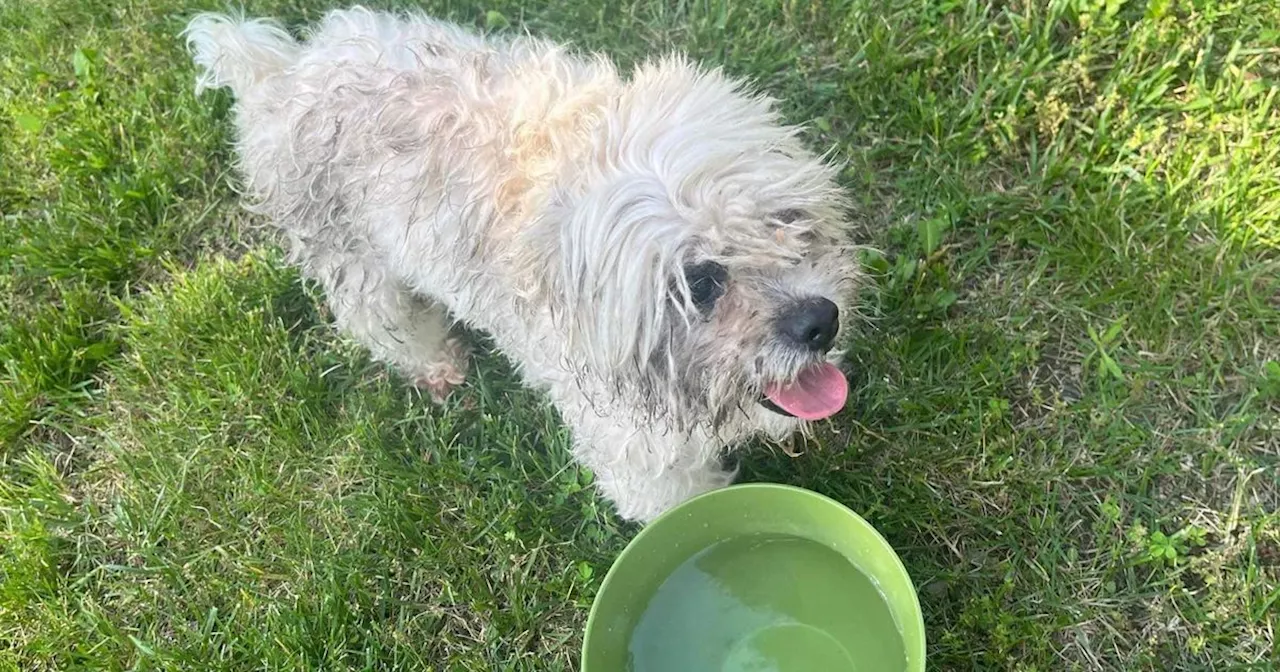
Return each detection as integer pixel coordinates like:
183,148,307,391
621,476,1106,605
2,0,1277,669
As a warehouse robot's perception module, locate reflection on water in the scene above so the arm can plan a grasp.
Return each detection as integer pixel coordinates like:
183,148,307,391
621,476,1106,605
626,535,907,672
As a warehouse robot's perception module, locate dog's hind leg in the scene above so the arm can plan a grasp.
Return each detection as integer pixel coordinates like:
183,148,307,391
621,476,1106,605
314,253,468,402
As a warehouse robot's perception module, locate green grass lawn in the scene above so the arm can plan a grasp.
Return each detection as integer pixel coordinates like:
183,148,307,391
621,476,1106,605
3,0,1278,669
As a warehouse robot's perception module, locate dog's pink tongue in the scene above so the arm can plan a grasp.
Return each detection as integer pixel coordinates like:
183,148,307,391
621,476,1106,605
765,363,848,420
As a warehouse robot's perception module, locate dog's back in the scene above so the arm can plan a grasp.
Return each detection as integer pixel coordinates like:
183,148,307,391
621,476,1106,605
181,8,621,340
183,9,506,259
184,8,492,99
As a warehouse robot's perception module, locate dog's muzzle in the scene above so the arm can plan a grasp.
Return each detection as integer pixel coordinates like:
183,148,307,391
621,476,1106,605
775,297,840,353
757,297,848,420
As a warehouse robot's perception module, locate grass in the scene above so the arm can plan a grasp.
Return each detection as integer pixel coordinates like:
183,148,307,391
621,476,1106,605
2,0,1277,669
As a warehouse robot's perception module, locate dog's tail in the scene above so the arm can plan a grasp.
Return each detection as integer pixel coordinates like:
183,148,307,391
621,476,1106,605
183,12,299,97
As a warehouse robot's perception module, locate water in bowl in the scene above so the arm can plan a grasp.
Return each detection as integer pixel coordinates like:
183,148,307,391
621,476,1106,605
625,534,907,672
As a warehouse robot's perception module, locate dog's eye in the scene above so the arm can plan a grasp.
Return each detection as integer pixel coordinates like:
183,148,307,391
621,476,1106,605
683,261,728,311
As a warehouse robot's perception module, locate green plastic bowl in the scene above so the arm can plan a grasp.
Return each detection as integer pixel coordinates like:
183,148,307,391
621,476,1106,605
582,484,925,671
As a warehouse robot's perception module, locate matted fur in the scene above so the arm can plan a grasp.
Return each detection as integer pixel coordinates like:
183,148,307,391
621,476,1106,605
184,6,861,522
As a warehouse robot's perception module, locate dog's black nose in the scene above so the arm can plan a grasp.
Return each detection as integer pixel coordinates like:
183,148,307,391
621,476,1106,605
776,297,840,352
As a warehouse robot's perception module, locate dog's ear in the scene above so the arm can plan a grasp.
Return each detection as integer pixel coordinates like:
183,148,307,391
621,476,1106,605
541,173,694,379
618,54,780,139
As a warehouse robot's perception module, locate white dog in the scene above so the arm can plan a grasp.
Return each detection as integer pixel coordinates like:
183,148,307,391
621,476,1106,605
184,7,859,522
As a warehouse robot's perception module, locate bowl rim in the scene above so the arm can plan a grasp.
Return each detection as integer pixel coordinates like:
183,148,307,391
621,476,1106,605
581,482,926,669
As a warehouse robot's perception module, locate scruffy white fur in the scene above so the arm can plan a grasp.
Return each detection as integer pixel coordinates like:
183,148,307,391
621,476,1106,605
183,7,860,522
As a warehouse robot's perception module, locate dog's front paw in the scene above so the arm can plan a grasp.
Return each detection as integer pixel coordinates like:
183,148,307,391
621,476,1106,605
413,370,463,403
411,338,469,403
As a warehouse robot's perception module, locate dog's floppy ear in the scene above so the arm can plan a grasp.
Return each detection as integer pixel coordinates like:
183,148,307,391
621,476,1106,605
543,173,694,379
619,54,781,143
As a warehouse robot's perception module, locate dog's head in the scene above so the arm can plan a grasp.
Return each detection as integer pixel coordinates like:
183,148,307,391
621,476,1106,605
545,56,860,437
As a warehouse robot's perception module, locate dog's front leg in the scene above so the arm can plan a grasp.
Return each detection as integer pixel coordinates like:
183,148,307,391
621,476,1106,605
562,403,735,523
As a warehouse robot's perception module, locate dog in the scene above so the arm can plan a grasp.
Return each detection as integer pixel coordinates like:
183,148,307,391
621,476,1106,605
184,6,860,522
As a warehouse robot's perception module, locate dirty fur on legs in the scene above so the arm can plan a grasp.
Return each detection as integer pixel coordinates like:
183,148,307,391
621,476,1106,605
183,6,862,522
